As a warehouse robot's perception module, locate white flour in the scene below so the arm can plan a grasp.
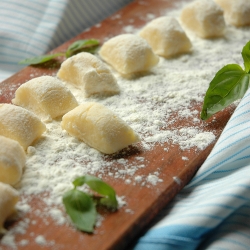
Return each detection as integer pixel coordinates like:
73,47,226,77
1,1,250,248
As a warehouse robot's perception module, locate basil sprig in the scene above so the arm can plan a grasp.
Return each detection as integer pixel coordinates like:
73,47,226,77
63,189,97,233
65,39,99,58
201,41,250,120
63,175,118,233
19,39,99,65
73,175,118,209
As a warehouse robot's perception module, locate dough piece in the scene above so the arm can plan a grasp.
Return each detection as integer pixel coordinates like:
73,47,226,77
0,104,46,149
139,16,192,58
12,76,78,121
61,102,140,154
0,136,25,186
0,182,19,234
214,0,250,27
180,0,226,38
99,34,159,75
57,52,120,97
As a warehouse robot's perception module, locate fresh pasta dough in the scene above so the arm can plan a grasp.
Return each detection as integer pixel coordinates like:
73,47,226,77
99,34,159,75
12,76,78,121
139,16,192,58
61,102,140,154
0,182,19,234
0,136,25,186
0,104,46,149
214,0,250,27
180,0,226,38
57,52,120,97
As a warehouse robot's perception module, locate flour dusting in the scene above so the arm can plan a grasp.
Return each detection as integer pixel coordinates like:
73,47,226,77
1,1,250,248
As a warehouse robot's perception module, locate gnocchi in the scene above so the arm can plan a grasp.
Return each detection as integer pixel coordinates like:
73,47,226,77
99,34,159,75
0,182,19,234
214,0,250,27
57,52,120,97
61,102,140,154
180,0,226,38
0,136,25,186
12,76,78,121
139,17,192,58
0,104,46,149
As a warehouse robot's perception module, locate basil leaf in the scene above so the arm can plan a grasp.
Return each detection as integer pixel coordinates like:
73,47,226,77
242,41,250,73
201,64,250,120
73,176,86,187
63,189,97,233
18,53,64,65
18,39,99,65
73,175,118,210
65,39,99,57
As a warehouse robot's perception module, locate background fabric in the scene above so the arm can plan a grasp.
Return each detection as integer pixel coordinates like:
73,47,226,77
0,0,132,81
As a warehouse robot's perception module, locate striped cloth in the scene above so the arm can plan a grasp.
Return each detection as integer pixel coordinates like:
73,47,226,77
0,0,132,81
133,90,250,249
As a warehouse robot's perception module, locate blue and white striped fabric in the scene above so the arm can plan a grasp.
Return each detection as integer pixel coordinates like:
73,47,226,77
133,90,250,249
0,0,132,81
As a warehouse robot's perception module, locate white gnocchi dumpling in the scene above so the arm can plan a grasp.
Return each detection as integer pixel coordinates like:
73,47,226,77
12,76,78,121
99,34,159,75
57,52,120,97
61,102,140,154
214,0,250,27
0,136,25,186
180,0,226,38
0,182,19,234
139,17,192,58
0,104,46,149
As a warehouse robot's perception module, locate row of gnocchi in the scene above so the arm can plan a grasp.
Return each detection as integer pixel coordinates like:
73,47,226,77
0,76,140,180
0,101,46,233
0,0,249,234
1,0,249,168
0,76,139,233
180,0,250,38
93,0,250,76
0,51,139,233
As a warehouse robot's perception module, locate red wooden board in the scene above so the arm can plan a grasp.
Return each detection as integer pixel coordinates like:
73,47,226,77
0,0,234,249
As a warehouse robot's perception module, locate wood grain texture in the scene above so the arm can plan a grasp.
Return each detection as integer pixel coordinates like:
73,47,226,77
0,0,235,249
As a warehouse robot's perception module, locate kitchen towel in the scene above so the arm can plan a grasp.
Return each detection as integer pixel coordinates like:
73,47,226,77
133,89,250,249
0,0,132,81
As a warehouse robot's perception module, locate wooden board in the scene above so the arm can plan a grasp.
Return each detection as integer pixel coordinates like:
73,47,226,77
0,0,235,249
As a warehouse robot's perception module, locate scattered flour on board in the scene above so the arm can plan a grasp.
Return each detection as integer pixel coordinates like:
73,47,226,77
1,0,250,248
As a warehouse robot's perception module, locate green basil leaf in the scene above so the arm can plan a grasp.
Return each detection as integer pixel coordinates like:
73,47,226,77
18,53,64,65
201,64,250,120
67,39,99,52
62,189,97,233
242,41,250,73
65,39,99,57
73,176,86,187
73,175,118,210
